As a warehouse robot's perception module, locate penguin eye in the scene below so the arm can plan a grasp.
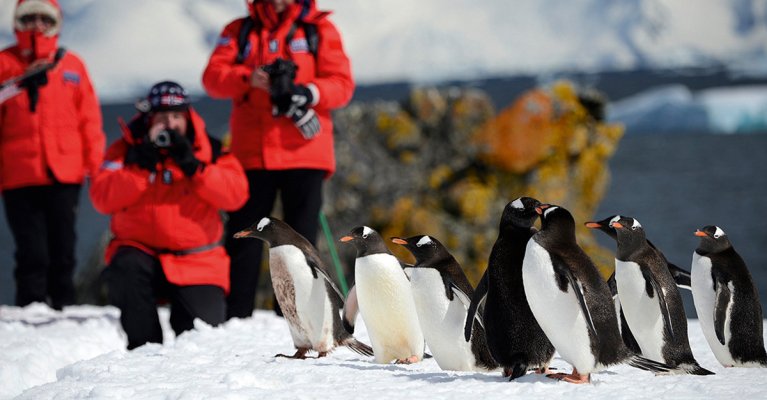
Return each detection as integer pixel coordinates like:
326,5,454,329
713,233,721,239
362,234,369,239
631,226,637,231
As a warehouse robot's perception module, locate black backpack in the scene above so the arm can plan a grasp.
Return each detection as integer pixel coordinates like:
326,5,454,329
235,17,318,64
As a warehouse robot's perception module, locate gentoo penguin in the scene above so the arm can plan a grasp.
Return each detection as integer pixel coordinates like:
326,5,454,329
522,204,671,383
234,218,373,359
391,234,498,371
692,225,767,367
340,226,425,364
610,216,713,375
586,215,692,289
464,197,555,380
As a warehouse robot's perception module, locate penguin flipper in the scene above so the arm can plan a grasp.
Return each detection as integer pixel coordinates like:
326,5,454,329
450,283,471,308
607,272,618,298
342,285,359,334
552,257,599,342
641,267,675,341
713,274,732,346
667,262,692,291
306,257,345,304
464,272,488,342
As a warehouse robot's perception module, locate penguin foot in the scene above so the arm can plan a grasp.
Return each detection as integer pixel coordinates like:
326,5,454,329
317,352,328,358
546,369,590,384
395,355,421,364
275,348,310,359
534,366,555,374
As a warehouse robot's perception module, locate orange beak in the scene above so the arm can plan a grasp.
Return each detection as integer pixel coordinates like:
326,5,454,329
611,222,624,229
339,236,354,242
391,237,407,245
694,230,708,237
585,222,601,229
233,229,253,239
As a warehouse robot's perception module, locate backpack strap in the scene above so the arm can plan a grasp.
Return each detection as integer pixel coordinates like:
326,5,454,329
235,17,255,65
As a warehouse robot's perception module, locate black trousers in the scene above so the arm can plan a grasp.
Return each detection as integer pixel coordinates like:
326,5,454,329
2,183,81,309
102,246,225,350
225,169,325,319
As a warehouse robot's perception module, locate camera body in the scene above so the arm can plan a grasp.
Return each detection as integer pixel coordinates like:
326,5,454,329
262,58,321,139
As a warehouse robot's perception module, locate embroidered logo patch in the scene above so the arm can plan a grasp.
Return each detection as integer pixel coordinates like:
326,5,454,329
216,36,231,46
268,39,279,53
289,38,309,53
63,71,80,84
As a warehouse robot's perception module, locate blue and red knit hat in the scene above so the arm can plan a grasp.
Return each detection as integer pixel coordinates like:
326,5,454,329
136,81,190,113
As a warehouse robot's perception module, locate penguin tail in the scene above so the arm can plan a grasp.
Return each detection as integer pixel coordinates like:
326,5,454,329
626,355,673,374
678,362,715,375
341,337,374,357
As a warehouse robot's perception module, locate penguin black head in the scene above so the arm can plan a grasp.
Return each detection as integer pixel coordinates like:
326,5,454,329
391,235,448,266
340,226,391,257
584,215,621,240
500,196,541,230
694,225,732,255
536,204,576,242
609,216,647,255
233,217,282,244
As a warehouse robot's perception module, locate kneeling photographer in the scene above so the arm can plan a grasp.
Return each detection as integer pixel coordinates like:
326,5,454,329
89,81,249,350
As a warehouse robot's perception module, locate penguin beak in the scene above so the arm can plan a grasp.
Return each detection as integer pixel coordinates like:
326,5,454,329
391,237,407,245
233,228,254,239
339,236,354,242
585,222,601,229
694,230,708,237
610,222,624,229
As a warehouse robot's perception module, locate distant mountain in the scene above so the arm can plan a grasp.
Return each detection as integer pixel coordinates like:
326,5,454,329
1,0,766,102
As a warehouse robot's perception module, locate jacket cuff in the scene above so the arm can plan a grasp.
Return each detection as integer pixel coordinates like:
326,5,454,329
307,83,320,106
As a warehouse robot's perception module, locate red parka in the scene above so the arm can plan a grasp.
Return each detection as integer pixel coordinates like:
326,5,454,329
89,109,249,292
202,0,353,176
0,46,104,191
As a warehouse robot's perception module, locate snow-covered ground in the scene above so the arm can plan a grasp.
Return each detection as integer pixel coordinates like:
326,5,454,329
1,304,766,399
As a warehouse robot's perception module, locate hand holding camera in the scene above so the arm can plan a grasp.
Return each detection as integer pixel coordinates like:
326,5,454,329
263,58,321,139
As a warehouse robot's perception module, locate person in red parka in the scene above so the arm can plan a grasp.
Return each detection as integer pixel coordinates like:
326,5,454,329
0,0,105,309
202,0,354,319
90,81,249,349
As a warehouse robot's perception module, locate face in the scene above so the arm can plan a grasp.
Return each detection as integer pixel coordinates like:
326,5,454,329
151,111,188,135
269,0,295,13
18,13,56,33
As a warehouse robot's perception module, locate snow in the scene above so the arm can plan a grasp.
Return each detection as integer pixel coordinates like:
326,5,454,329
1,0,767,101
2,304,766,399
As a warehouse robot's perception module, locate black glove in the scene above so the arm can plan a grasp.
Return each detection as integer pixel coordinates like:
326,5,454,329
124,140,159,172
272,85,320,139
167,129,201,177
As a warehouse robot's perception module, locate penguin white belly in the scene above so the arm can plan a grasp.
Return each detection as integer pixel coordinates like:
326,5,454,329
409,268,478,371
614,259,666,363
691,253,736,366
355,254,424,364
270,245,335,352
522,240,596,373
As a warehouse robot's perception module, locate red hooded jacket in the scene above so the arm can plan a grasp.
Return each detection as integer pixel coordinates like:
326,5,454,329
89,109,249,292
202,0,353,176
0,0,104,191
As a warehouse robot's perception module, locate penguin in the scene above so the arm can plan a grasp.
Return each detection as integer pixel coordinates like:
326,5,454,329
609,216,713,375
234,217,373,359
340,226,425,364
692,225,767,367
391,234,498,371
522,204,671,383
463,197,555,380
586,215,692,289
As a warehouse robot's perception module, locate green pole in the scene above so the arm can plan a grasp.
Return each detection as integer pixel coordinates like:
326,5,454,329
319,211,349,296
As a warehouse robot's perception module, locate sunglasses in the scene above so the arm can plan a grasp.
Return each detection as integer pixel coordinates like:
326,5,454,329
19,14,56,26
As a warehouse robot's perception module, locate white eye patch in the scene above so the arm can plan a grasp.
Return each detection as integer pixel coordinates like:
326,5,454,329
257,217,270,231
416,236,433,247
632,219,642,229
362,226,374,238
511,198,524,209
714,226,726,238
610,215,621,225
543,206,559,218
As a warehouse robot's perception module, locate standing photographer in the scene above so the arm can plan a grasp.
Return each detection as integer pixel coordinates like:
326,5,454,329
89,81,248,349
202,0,354,319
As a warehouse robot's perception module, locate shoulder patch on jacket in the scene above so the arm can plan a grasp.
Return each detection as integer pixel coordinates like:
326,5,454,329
216,36,232,47
63,70,80,84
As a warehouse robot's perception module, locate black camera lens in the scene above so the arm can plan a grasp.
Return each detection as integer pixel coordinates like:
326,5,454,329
153,130,172,148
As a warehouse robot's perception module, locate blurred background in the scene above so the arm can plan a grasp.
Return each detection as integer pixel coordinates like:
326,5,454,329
1,0,766,316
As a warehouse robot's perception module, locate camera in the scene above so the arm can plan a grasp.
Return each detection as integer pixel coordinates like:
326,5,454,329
152,130,172,148
263,58,321,139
